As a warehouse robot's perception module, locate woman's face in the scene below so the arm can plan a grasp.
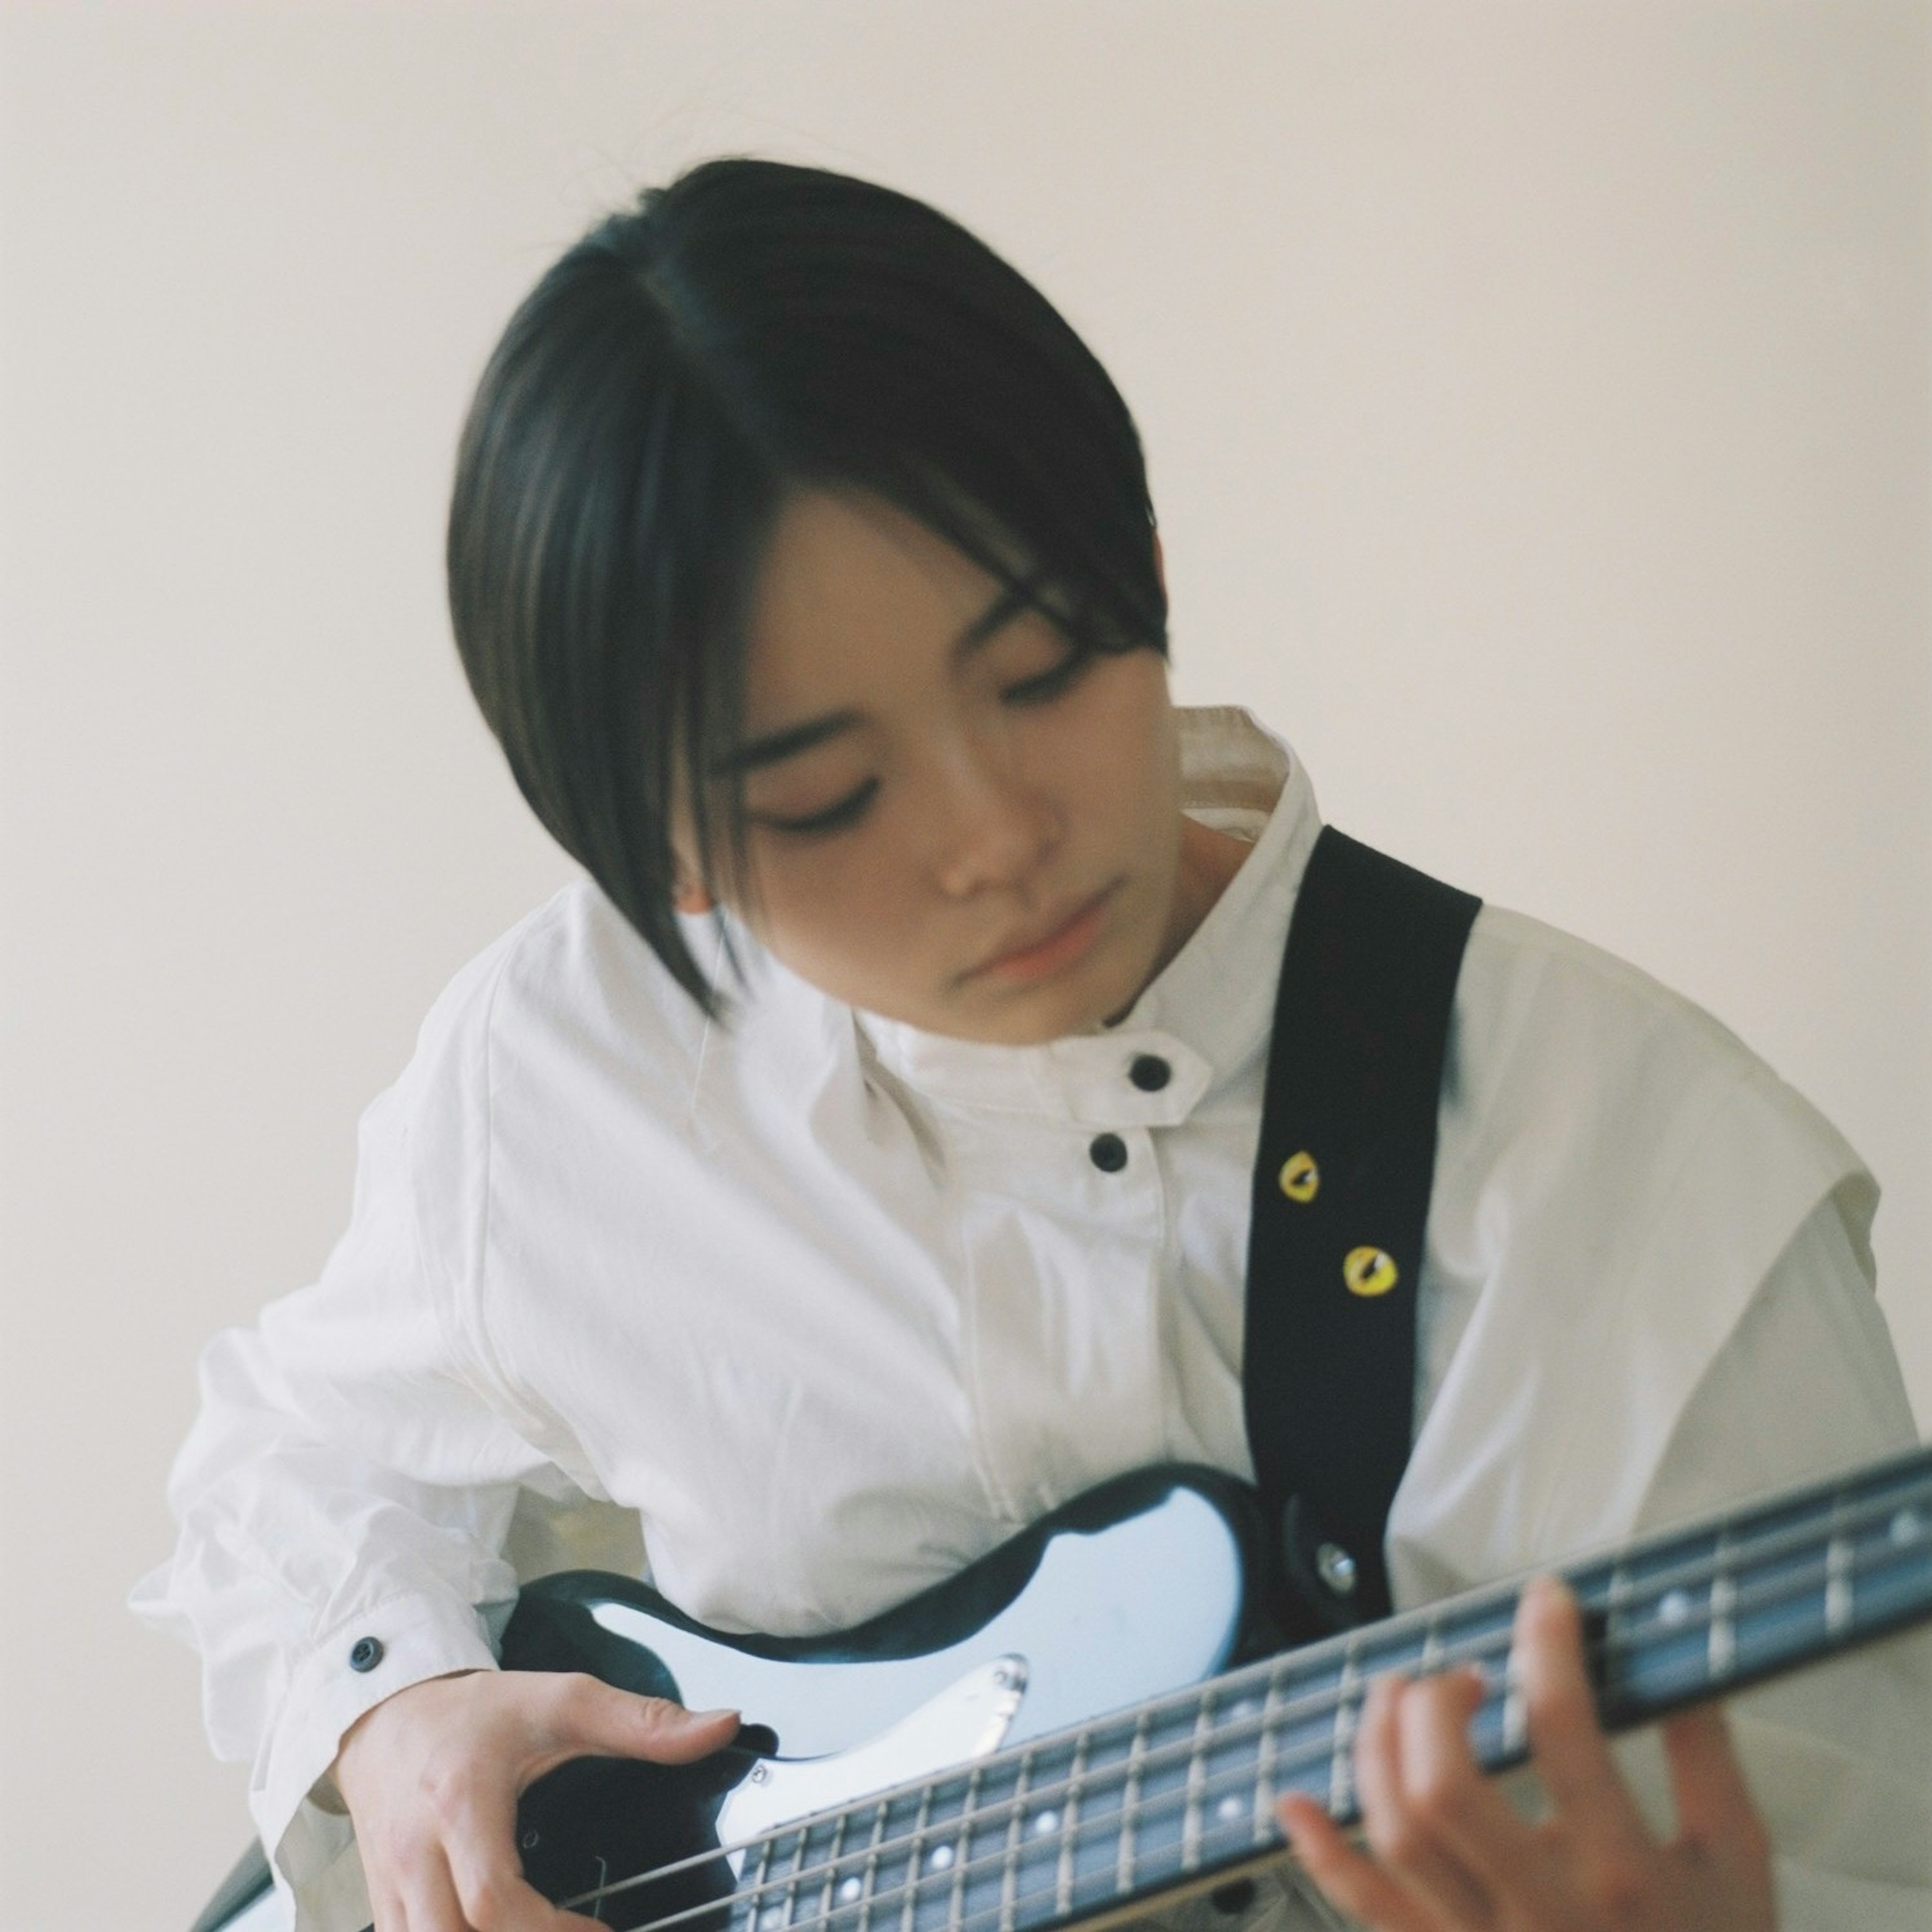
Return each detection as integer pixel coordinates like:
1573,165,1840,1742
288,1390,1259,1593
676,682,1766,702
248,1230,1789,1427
691,490,1222,1045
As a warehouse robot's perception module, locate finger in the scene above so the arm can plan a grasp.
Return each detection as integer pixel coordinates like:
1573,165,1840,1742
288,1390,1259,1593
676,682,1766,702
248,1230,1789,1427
527,1675,742,1774
1278,1793,1438,1932
1658,1703,1773,1863
1353,1671,1494,1926
441,1778,581,1932
389,1839,478,1932
1514,1576,1654,1850
1390,1665,1548,1909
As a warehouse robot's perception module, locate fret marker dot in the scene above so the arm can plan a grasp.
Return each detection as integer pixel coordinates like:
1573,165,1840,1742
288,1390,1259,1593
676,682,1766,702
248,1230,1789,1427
926,1845,955,1873
1229,1698,1258,1722
837,1878,863,1904
1031,1810,1060,1837
1892,1507,1924,1546
1216,1794,1244,1823
1658,1588,1693,1626
759,1909,788,1930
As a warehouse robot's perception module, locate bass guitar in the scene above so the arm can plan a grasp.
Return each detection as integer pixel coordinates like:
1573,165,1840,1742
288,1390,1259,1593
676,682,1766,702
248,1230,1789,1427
192,1443,1932,1932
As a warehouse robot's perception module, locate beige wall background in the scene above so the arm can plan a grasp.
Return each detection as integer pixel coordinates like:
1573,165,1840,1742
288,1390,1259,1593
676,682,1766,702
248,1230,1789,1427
1,4,1926,1927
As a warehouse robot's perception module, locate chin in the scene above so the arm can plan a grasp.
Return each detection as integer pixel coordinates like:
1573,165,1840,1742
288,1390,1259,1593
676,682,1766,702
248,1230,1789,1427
978,978,1136,1046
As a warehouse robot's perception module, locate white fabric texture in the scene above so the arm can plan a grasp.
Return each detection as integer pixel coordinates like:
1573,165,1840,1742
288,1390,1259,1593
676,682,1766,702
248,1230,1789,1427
131,710,1931,1930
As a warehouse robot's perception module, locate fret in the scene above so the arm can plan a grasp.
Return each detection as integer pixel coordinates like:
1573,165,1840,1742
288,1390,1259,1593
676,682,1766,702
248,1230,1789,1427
1327,1636,1363,1820
1010,1737,1072,1924
936,1765,979,1932
749,1822,780,1929
1825,1519,1854,1638
1598,1555,1637,1722
1179,1697,1211,1875
1707,1529,1736,1682
953,1755,1017,1932
1500,1639,1527,1758
812,1810,852,1928
1073,1710,1141,1912
772,1824,810,1932
1254,1669,1283,1817
1605,1555,1633,1648
1419,1608,1444,1675
899,1783,936,1932
1114,1710,1150,1894
995,1747,1032,1932
850,1794,891,1932
1053,1732,1088,1919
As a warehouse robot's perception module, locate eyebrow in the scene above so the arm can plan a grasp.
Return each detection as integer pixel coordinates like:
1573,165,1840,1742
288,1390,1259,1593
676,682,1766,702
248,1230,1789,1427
712,579,1039,777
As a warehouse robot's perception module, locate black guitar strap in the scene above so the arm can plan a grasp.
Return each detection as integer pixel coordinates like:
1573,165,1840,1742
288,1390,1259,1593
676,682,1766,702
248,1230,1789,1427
1243,826,1481,1634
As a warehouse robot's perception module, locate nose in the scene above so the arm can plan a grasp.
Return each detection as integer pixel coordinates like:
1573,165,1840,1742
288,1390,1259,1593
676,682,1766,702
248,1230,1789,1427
928,731,1061,899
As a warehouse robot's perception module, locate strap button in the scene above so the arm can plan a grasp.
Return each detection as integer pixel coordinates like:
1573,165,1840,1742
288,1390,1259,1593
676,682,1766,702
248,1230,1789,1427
1315,1543,1359,1598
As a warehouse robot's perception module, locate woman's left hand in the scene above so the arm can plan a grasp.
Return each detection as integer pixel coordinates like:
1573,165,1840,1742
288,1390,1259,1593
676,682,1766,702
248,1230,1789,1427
1277,1575,1777,1930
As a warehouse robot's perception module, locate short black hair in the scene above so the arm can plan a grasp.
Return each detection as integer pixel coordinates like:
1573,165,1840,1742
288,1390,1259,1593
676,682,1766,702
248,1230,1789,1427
448,157,1166,1015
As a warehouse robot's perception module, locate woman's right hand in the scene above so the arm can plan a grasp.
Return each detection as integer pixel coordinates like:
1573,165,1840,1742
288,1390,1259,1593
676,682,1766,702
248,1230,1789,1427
333,1668,742,1931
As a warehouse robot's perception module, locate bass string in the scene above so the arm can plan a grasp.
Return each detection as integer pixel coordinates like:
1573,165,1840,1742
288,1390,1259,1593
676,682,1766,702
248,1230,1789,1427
561,1728,1330,1931
1563,1474,1932,1618
564,1478,1932,1926
561,1472,1932,1926
548,1573,1687,1929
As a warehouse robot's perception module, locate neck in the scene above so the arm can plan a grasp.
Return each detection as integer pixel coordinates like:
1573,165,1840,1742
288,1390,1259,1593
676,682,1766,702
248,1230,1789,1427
1146,816,1252,986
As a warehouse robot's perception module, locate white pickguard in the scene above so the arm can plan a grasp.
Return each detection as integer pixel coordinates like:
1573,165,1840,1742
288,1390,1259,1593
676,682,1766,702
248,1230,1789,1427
591,1484,1243,1761
717,1655,1028,1866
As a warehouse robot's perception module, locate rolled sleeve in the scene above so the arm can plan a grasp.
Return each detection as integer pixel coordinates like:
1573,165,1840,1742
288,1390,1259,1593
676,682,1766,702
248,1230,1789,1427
262,1589,506,1927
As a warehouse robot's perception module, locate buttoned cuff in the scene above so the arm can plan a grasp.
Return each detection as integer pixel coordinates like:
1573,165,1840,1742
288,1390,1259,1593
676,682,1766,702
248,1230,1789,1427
254,1592,504,1932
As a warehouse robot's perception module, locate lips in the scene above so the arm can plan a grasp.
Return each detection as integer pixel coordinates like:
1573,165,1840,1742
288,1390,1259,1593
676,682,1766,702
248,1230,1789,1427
968,886,1116,984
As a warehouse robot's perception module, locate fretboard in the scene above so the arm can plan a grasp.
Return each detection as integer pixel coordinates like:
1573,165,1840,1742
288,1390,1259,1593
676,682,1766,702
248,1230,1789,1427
593,1443,1932,1932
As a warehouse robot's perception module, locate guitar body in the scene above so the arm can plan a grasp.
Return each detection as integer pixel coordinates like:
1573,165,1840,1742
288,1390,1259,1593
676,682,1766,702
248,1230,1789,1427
190,1447,1932,1932
500,1467,1279,1925
195,1468,1285,1932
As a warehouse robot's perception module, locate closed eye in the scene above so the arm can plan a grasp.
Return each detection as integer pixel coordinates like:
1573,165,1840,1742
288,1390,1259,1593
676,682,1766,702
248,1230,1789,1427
755,777,879,837
1002,647,1091,706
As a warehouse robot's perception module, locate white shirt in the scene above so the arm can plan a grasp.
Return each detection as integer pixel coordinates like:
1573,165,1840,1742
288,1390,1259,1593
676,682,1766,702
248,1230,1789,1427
132,710,1932,1932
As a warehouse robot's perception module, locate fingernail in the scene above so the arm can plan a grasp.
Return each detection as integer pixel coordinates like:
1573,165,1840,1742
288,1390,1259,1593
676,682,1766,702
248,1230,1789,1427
694,1706,741,1721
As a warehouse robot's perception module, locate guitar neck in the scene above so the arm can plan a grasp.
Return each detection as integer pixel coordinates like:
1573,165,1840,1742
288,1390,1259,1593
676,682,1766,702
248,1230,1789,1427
700,1444,1932,1932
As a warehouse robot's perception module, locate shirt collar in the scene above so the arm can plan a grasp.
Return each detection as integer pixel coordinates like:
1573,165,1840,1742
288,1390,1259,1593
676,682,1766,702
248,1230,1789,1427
851,708,1322,1125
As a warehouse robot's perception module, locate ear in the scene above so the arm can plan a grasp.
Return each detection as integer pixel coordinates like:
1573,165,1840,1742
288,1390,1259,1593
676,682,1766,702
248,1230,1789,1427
673,877,716,916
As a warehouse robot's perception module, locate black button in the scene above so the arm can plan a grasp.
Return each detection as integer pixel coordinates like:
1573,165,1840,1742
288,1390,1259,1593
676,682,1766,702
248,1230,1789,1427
1089,1133,1128,1172
1210,1881,1258,1916
1128,1054,1171,1092
348,1636,384,1673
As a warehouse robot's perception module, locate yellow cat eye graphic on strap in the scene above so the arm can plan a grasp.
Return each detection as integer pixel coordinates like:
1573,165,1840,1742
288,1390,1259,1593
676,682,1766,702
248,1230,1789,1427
1278,1151,1320,1203
1343,1246,1399,1298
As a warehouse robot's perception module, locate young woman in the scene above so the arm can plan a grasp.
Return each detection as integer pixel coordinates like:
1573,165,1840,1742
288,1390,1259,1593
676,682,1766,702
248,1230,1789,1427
135,159,1930,1932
